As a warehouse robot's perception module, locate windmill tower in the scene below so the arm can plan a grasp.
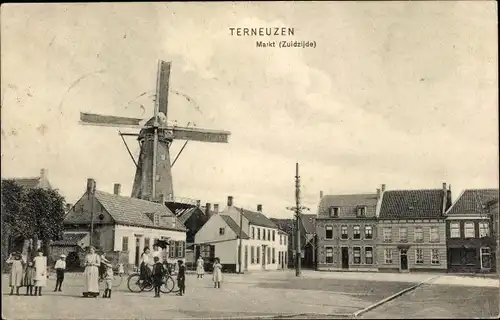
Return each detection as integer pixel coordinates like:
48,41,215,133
79,60,231,202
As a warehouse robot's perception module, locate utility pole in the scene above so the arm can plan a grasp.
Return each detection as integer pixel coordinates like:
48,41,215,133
286,163,309,277
238,208,244,273
87,179,96,247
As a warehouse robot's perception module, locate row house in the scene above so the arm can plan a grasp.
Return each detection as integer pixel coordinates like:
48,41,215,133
445,189,498,273
194,196,288,273
316,189,381,272
63,179,187,270
377,183,451,272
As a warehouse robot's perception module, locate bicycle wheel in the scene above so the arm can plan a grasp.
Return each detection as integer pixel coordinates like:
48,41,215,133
159,276,175,293
113,274,123,288
127,273,144,293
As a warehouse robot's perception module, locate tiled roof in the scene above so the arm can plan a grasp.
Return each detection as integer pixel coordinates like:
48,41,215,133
52,233,87,246
319,194,378,209
379,189,445,219
234,207,278,229
177,207,200,224
446,189,499,215
220,215,250,239
9,177,41,189
300,214,316,234
65,190,187,232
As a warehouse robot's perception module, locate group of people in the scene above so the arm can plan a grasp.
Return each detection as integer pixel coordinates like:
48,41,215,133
195,256,223,289
6,249,54,296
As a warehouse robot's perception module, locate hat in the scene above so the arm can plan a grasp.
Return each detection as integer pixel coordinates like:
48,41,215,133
60,254,66,258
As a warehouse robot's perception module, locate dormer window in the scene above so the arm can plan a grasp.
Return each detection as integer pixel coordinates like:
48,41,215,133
153,213,160,226
357,206,366,217
329,207,339,217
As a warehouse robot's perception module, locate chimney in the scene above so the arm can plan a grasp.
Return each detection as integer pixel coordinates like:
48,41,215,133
86,178,96,195
320,191,324,199
227,196,233,207
40,168,47,179
213,204,219,213
113,183,121,195
66,203,72,212
376,188,381,200
257,204,263,212
442,182,447,191
441,182,448,214
159,194,166,205
381,184,386,192
196,200,201,207
205,203,212,217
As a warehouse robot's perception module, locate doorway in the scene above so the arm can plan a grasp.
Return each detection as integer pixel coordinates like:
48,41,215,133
480,247,491,270
134,237,141,268
341,247,349,269
244,245,248,271
262,245,266,268
400,249,408,271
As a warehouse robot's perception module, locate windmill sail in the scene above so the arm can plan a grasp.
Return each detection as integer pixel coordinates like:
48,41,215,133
80,112,144,128
157,61,171,116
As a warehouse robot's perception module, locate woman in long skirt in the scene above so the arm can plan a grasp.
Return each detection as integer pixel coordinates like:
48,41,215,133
83,246,101,298
196,256,205,279
212,257,222,289
33,249,47,296
139,247,152,283
6,252,24,295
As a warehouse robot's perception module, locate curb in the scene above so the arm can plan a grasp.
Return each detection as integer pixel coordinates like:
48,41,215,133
352,275,441,319
174,313,354,320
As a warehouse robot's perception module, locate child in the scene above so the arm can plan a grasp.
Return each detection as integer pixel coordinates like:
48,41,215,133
54,254,66,292
176,259,186,296
118,263,125,276
6,252,24,296
33,249,47,296
24,260,35,296
102,262,114,299
152,256,165,298
212,257,222,289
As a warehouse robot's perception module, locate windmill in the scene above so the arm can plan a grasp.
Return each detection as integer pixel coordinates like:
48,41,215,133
79,60,231,203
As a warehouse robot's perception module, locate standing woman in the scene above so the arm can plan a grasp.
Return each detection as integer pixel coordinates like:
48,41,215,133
139,247,152,284
33,249,47,296
83,246,101,298
196,256,205,279
212,257,222,289
6,252,24,295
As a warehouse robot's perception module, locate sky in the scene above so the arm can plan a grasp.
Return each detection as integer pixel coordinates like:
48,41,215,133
1,2,498,219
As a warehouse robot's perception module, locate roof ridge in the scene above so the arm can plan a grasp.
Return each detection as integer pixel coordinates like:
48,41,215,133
5,176,41,181
323,193,377,197
95,189,165,207
385,189,443,192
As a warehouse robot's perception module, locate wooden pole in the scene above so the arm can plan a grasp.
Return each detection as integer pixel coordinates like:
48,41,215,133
152,60,162,201
238,208,244,273
295,163,301,277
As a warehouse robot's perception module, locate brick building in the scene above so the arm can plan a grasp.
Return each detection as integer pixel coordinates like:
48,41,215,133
316,189,381,272
445,189,498,273
377,183,451,272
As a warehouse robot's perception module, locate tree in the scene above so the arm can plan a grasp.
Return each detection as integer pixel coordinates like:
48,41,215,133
1,179,66,258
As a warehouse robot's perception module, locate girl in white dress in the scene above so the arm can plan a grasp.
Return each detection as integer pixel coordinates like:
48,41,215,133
196,256,205,279
83,246,101,298
139,247,153,283
33,249,47,296
212,257,222,288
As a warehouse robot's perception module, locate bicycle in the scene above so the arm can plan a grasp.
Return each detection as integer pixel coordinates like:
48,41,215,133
127,272,176,293
99,271,124,288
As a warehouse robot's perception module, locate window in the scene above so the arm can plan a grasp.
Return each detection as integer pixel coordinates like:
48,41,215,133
325,247,334,263
341,225,348,239
272,248,276,263
267,247,271,263
430,226,439,242
257,228,261,240
479,222,490,238
122,237,129,252
177,241,185,258
353,226,361,239
251,246,255,264
450,222,460,238
431,249,439,265
144,237,150,249
364,226,373,239
357,207,366,217
399,227,408,242
169,240,175,258
465,248,476,265
415,248,424,264
481,247,491,269
329,207,339,217
153,213,160,226
384,248,393,264
219,227,225,236
267,230,271,241
365,247,373,264
201,245,212,259
325,226,333,239
414,227,423,242
383,227,392,242
252,227,255,239
353,247,361,264
272,230,275,242
464,222,475,238
256,246,260,263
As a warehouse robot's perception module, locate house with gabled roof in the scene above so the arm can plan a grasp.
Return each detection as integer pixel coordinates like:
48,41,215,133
63,179,187,269
194,196,288,273
377,183,451,273
445,188,498,273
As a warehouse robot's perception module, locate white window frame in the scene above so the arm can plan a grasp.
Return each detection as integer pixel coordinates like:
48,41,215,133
414,226,424,243
340,225,348,240
464,222,475,238
353,225,361,239
365,247,373,264
364,225,373,239
479,222,490,238
325,246,334,264
353,247,361,264
415,248,424,264
430,226,440,242
431,249,440,265
450,222,460,238
383,227,392,242
325,225,333,240
399,227,408,242
384,248,393,264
